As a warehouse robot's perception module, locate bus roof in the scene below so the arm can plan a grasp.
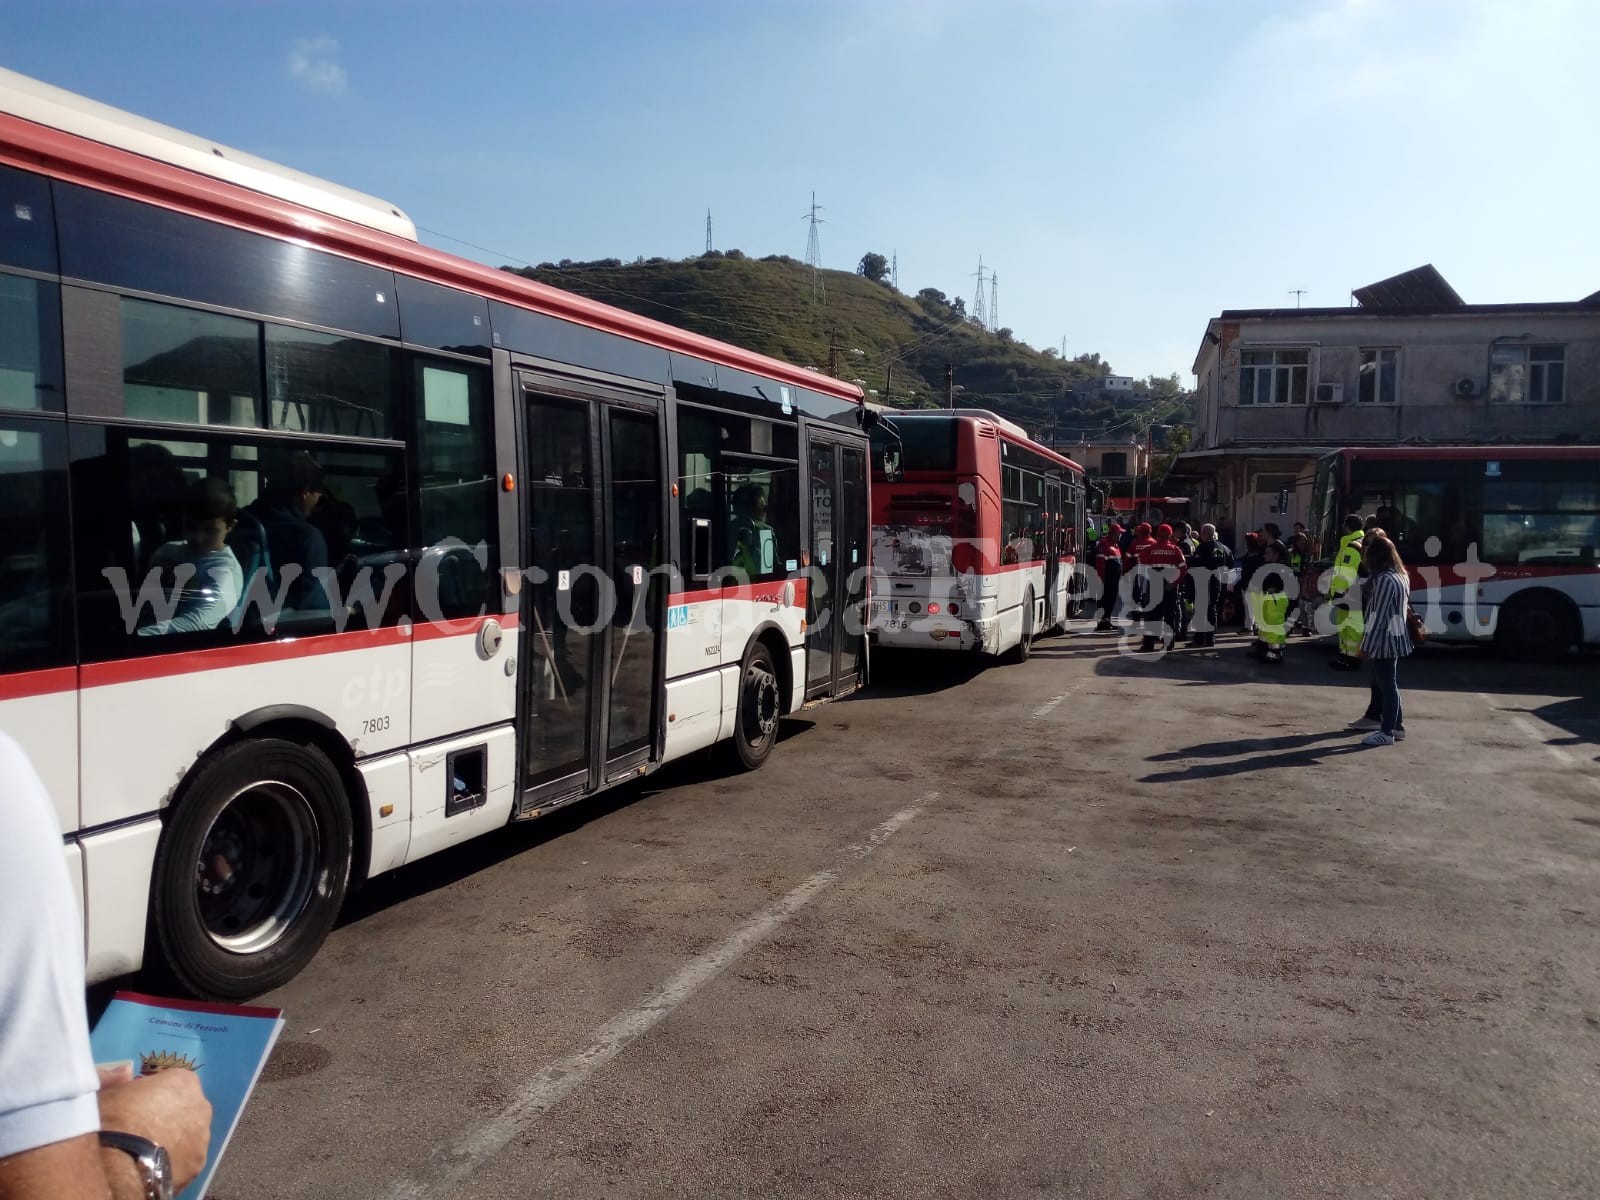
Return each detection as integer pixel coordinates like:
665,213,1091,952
0,68,864,405
0,66,418,241
887,409,1085,472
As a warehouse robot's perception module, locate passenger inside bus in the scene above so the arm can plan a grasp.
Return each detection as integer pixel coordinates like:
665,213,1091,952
244,449,332,612
137,475,244,637
730,482,776,577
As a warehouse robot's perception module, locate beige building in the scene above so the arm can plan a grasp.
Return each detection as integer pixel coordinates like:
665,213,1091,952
1176,265,1600,539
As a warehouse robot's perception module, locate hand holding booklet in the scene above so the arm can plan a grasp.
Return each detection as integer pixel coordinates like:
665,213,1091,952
91,991,285,1200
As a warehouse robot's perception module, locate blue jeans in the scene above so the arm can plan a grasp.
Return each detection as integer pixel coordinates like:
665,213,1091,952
1365,656,1404,734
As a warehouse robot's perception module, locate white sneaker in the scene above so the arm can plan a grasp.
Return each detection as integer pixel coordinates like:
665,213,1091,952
1362,731,1395,747
1348,717,1380,731
1394,729,1407,742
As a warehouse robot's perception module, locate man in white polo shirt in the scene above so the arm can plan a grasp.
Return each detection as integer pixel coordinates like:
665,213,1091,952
0,733,211,1199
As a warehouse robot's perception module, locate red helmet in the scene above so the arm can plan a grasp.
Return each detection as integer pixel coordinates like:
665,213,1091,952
1156,523,1173,538
1135,522,1152,537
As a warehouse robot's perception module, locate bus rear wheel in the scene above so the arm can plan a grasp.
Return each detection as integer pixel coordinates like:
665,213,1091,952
729,641,782,771
1008,591,1035,664
1497,594,1577,663
151,738,352,1000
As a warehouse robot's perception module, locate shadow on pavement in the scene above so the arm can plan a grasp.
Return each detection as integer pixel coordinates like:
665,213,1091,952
1140,739,1372,784
862,650,987,696
337,716,816,929
1147,730,1349,761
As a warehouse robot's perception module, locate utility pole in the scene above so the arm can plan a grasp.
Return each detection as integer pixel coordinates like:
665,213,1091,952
945,363,955,409
884,360,894,405
705,209,713,254
971,257,987,330
802,192,825,303
826,327,838,377
1289,288,1306,309
891,250,899,291
990,271,999,332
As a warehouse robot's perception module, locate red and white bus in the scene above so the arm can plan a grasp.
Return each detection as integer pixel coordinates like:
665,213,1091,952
868,410,1086,660
0,68,870,998
1310,445,1600,660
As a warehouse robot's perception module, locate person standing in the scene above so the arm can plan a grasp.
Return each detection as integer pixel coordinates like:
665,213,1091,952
1249,539,1293,664
1137,523,1187,653
0,734,213,1200
1186,523,1234,648
1327,514,1366,670
1350,533,1412,745
1237,532,1264,634
1091,523,1123,632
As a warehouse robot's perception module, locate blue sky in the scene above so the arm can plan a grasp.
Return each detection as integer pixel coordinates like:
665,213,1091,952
5,1,1598,382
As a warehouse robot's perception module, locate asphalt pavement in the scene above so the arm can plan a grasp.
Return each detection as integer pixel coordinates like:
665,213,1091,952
219,627,1600,1200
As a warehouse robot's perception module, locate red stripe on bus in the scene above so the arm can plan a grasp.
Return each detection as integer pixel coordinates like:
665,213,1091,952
668,578,810,607
0,665,77,702
77,616,513,690
1413,563,1598,589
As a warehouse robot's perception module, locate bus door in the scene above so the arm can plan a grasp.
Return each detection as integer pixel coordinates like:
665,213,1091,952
803,426,868,700
1043,477,1063,628
518,378,666,809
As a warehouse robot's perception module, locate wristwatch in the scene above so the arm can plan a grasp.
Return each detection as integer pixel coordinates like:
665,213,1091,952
99,1130,174,1200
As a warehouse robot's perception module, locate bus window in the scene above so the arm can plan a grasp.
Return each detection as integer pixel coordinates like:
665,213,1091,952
414,360,495,620
1481,481,1600,566
0,273,62,413
73,430,407,657
0,421,71,673
266,325,394,439
122,298,262,427
677,405,799,583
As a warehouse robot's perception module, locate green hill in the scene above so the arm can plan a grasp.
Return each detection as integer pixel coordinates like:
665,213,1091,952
507,252,1184,441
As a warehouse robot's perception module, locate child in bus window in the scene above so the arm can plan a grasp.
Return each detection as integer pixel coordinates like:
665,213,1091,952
137,476,244,637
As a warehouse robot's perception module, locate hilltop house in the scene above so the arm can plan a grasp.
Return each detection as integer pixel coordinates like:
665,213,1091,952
1175,265,1600,538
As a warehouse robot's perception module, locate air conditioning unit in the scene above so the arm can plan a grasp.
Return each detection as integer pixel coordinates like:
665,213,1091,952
1312,382,1344,404
1454,376,1480,398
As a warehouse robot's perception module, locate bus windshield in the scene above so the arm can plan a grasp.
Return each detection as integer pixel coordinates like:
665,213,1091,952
871,418,956,479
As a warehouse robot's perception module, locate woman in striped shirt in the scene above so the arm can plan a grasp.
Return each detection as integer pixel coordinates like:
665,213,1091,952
1350,531,1412,746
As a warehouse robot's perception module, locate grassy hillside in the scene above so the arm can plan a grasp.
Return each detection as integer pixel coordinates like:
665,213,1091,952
507,253,1183,439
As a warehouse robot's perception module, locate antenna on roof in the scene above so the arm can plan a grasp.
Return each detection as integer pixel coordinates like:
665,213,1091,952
1289,288,1307,309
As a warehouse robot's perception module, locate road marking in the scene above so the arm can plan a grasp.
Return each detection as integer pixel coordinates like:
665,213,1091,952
386,794,937,1200
1491,702,1599,790
1032,688,1075,720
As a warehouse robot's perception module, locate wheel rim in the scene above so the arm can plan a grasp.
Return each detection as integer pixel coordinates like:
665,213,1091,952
195,781,322,956
744,661,781,745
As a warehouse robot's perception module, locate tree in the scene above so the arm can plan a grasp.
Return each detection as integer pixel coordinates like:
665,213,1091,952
950,296,967,318
857,252,890,284
1042,346,1060,359
916,287,949,310
996,327,1014,344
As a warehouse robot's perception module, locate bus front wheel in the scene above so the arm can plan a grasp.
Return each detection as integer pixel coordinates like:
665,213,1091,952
729,641,782,771
151,737,353,1000
1497,594,1577,663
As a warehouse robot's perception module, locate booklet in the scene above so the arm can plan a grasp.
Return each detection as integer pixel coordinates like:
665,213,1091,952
90,990,285,1200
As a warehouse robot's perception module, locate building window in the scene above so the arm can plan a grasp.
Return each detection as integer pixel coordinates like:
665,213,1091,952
1490,344,1564,404
1358,348,1398,404
1100,451,1127,476
1238,349,1308,405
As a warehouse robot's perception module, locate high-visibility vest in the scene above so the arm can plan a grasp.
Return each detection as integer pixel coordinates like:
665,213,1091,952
1251,591,1292,645
1329,530,1362,598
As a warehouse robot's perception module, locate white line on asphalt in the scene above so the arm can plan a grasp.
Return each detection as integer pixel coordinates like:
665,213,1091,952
1032,689,1074,720
386,794,938,1200
1490,701,1599,790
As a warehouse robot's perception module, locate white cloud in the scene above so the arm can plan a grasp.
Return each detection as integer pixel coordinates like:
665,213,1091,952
288,35,347,95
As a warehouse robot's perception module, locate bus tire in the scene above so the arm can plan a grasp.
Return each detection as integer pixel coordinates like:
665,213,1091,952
1496,593,1577,663
1008,591,1035,664
728,640,782,771
151,737,352,1000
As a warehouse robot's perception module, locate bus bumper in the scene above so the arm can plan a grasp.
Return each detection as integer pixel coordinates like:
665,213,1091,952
869,611,998,653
